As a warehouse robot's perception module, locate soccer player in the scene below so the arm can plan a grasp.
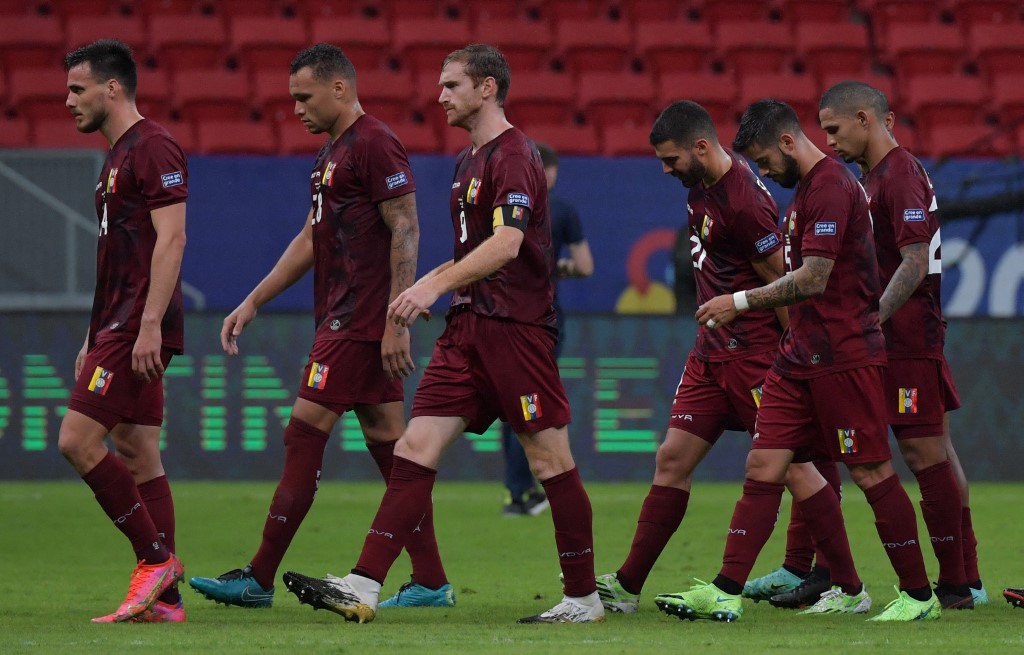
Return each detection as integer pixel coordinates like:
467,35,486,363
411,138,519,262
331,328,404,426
593,100,843,615
187,44,452,610
58,39,186,623
817,81,985,608
282,44,604,624
500,141,593,517
654,99,940,622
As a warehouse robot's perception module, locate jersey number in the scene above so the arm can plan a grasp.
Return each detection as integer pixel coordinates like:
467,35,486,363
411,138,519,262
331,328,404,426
99,202,109,236
929,228,942,275
312,192,324,225
689,235,707,271
459,209,468,244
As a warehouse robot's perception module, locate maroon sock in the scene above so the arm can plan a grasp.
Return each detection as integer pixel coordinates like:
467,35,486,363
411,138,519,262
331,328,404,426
83,451,168,564
914,461,966,586
812,459,842,570
783,501,814,574
617,485,688,594
718,479,785,588
250,418,329,590
366,440,448,589
354,456,436,584
138,475,180,603
961,506,981,585
542,467,596,597
796,486,861,595
863,474,930,591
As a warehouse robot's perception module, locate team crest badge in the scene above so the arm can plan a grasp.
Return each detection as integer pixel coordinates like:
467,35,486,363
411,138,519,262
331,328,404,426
520,393,542,421
307,362,329,389
898,388,918,414
837,428,858,454
88,366,114,396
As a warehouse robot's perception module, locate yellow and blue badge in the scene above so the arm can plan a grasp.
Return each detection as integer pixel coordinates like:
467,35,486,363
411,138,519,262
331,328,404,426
465,177,481,204
520,393,543,421
837,428,858,454
898,387,918,414
307,362,329,389
88,366,114,396
750,385,763,408
321,162,337,187
105,167,118,194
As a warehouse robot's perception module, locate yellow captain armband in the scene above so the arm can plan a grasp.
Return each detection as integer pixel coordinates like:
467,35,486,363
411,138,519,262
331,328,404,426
492,205,531,231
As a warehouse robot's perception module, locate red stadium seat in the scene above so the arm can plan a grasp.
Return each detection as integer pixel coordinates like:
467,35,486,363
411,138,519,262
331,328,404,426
777,0,851,23
8,67,72,120
163,120,196,153
388,120,440,153
132,0,211,16
217,0,282,16
737,72,819,123
382,0,449,20
252,68,296,123
64,15,148,55
228,16,307,73
903,74,988,136
856,0,938,36
50,0,120,18
946,0,1021,27
0,117,32,148
620,0,692,22
968,24,1024,79
195,119,277,155
715,21,794,76
554,18,633,74
504,71,577,126
472,18,553,71
29,118,105,150
634,20,715,76
291,0,363,20
277,120,328,155
135,68,173,123
309,17,391,72
463,0,525,23
391,17,472,75
529,0,605,22
699,0,772,23
148,15,228,72
656,72,739,128
519,122,600,155
440,124,470,154
358,69,417,125
577,72,656,129
601,124,652,156
883,23,966,78
991,73,1024,125
923,124,1014,159
0,15,64,68
173,69,251,122
795,21,870,83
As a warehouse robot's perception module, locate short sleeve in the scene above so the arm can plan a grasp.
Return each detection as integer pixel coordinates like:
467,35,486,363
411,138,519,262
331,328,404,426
561,202,585,244
733,190,783,260
134,134,188,210
883,170,933,249
490,153,540,214
798,177,852,261
362,132,416,203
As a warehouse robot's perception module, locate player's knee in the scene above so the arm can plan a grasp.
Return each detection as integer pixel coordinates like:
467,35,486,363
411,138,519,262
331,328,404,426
744,451,787,483
57,427,86,462
898,439,946,472
654,442,694,484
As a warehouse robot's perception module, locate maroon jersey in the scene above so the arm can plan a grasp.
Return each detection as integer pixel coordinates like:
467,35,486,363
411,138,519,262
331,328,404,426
308,115,415,342
775,157,886,378
865,147,944,358
688,152,783,361
90,119,187,353
448,128,555,329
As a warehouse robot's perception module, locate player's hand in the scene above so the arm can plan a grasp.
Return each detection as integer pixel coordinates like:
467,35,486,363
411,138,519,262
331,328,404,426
695,294,739,331
132,324,164,382
388,283,439,328
221,300,257,355
557,258,574,278
381,324,415,380
74,342,88,380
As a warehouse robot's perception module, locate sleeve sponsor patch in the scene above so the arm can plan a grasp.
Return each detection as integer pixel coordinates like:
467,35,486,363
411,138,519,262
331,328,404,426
506,192,530,206
814,221,837,236
754,233,780,254
385,171,409,190
160,171,184,188
903,208,926,222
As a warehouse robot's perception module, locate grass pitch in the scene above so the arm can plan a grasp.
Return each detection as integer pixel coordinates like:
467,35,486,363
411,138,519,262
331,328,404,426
2,480,1022,654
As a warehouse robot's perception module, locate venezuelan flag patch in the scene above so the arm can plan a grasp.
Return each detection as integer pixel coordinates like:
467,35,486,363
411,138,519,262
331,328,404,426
750,385,763,408
307,362,329,389
837,428,858,454
88,366,114,396
898,387,918,414
520,393,542,421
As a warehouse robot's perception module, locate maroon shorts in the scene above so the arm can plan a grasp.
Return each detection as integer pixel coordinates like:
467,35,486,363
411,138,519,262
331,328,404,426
67,339,173,431
885,356,961,439
753,366,891,465
411,311,570,434
296,338,403,414
668,349,776,443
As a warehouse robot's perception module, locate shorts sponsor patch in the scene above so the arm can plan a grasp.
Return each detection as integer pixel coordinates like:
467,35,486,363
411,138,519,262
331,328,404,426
385,171,409,190
307,362,329,389
520,393,543,421
88,366,114,396
837,428,858,454
898,387,918,414
754,233,780,254
903,208,926,222
507,192,530,207
161,171,184,188
814,221,837,236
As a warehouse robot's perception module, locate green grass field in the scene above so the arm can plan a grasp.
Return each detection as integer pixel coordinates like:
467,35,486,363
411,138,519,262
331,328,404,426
2,480,1022,654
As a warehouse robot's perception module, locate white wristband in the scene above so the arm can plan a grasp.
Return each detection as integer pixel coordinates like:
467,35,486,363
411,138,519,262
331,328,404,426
733,291,750,312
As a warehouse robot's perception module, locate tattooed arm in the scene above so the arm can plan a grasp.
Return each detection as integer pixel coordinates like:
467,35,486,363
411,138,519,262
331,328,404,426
695,256,834,330
379,192,420,379
878,242,928,323
750,248,790,330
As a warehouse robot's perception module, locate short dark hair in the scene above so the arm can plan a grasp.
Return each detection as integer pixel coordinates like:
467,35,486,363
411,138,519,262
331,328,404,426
732,99,803,152
64,39,137,99
442,44,511,107
649,100,718,147
290,43,357,84
536,141,558,168
819,80,890,118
